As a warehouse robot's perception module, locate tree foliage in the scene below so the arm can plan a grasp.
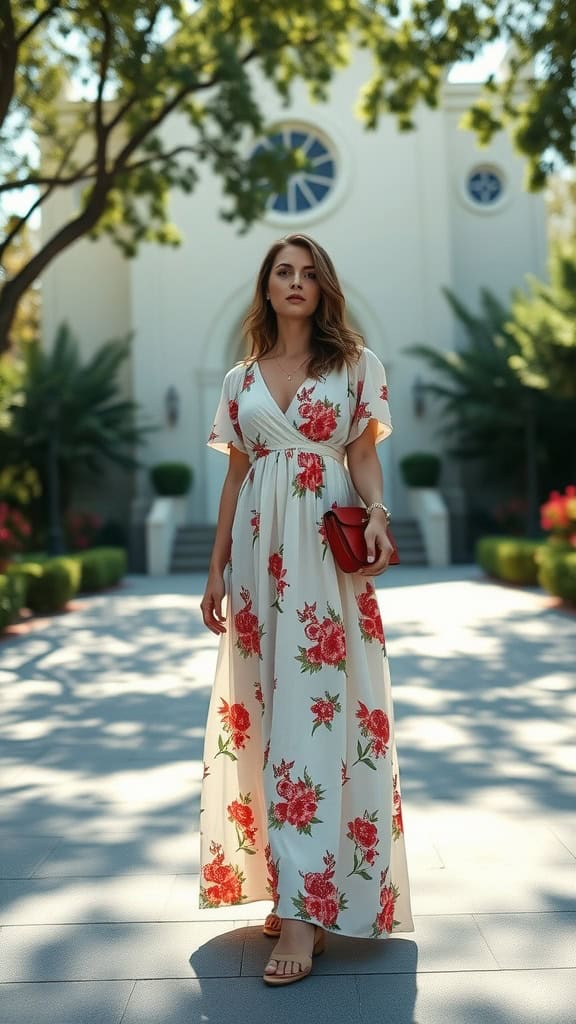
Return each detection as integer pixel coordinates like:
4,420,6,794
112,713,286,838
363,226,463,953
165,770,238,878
507,241,576,399
0,1,574,349
406,287,576,530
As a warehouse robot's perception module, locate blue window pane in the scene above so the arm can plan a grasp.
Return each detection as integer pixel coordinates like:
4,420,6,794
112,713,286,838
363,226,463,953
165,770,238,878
295,183,312,211
272,191,289,213
306,181,330,202
306,139,327,160
290,131,308,150
467,170,503,204
311,160,335,179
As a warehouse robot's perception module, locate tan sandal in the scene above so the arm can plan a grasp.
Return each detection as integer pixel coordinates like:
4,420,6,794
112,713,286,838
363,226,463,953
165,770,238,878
263,926,325,986
263,912,282,937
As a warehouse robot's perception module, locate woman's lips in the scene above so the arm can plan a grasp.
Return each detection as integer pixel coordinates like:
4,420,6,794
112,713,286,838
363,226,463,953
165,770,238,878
287,295,305,302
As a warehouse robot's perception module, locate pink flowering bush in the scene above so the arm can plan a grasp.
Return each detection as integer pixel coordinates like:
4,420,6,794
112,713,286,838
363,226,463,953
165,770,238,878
0,502,32,570
540,486,576,549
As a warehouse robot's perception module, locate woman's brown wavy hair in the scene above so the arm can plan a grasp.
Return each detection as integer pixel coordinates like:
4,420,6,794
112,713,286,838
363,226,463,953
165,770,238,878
241,234,364,378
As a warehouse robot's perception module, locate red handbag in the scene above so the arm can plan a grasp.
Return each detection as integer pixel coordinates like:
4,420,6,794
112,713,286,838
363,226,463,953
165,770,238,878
322,506,400,573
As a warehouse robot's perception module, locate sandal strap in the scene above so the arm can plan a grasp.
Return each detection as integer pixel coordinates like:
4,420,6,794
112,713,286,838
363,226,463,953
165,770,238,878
267,954,312,970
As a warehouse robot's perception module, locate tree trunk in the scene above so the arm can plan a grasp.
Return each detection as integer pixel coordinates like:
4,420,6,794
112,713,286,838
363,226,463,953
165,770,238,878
524,393,540,537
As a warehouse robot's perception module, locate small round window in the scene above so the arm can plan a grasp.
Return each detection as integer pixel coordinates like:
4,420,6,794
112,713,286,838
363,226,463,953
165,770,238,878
251,126,337,216
466,165,504,206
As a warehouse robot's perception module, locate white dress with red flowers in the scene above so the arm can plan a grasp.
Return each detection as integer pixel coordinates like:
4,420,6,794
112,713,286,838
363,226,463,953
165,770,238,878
200,347,414,937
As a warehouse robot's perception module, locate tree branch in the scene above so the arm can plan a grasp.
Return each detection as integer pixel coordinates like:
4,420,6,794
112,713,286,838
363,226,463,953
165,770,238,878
0,0,17,127
15,0,60,47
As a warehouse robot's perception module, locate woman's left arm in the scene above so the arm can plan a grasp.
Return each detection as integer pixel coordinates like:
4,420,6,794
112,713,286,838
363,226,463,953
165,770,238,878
347,421,393,575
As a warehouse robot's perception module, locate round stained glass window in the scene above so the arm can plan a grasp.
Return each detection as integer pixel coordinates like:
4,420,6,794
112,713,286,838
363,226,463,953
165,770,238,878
252,126,337,216
467,166,504,206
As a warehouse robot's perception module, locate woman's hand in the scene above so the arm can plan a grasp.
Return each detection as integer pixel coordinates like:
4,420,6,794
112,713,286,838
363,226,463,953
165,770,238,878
360,509,393,576
201,570,228,634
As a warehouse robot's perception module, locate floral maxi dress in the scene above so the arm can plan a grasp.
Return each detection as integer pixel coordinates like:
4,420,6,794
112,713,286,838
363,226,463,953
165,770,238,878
200,347,414,938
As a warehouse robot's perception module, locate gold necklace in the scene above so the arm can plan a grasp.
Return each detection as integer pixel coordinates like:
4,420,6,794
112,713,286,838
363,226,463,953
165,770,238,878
274,352,311,381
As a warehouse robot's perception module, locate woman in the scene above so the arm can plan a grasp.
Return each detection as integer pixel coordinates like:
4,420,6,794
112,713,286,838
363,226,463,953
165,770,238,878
200,233,413,986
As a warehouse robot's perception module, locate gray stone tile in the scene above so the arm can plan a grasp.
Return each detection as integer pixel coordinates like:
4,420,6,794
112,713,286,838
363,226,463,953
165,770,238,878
31,833,197,877
474,911,576,968
0,921,245,982
409,861,576,914
549,817,576,859
121,975,361,1024
0,980,134,1024
0,835,62,879
0,875,175,925
359,969,576,1024
241,915,498,976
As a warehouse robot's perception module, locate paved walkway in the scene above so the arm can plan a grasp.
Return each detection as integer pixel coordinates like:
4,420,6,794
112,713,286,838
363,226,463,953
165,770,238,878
0,566,574,1024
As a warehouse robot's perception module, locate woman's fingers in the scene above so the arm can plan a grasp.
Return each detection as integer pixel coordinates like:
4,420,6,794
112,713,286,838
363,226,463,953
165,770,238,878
201,591,227,634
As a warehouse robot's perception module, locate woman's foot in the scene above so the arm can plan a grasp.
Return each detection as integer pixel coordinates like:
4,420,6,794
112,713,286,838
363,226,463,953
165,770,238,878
263,912,282,937
263,920,325,986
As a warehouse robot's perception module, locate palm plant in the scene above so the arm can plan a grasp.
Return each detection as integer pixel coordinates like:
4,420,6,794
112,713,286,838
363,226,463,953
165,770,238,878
406,288,576,536
0,323,156,551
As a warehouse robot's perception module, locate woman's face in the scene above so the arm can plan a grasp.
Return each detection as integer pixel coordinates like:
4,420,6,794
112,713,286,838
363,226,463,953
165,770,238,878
267,244,321,320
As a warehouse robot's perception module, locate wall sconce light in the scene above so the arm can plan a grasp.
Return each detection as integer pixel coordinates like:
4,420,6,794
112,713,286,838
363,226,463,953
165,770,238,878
165,385,180,427
412,375,427,418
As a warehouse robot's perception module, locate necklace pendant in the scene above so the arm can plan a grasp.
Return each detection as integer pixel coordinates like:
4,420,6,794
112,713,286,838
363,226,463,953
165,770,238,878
287,374,292,380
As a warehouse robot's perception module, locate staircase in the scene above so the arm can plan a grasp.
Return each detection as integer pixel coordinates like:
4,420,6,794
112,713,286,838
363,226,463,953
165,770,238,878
170,519,427,573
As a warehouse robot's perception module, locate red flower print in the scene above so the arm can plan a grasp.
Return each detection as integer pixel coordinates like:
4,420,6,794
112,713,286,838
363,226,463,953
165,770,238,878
392,773,404,840
296,601,346,674
234,586,264,659
208,426,218,442
253,680,265,715
354,701,390,769
380,384,389,401
227,793,257,854
341,759,350,786
371,867,400,937
242,368,255,391
268,764,324,836
263,738,270,770
265,843,280,907
216,699,251,760
250,510,260,547
292,851,348,931
351,379,372,426
310,690,341,734
268,547,289,611
292,451,325,498
296,392,340,442
228,398,243,441
251,433,271,459
200,841,246,907
356,583,386,646
347,810,380,879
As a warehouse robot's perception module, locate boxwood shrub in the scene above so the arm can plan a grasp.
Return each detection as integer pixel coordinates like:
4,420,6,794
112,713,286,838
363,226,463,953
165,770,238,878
0,572,28,632
536,547,576,607
475,536,542,585
150,462,193,496
24,556,82,614
399,452,441,487
75,547,127,591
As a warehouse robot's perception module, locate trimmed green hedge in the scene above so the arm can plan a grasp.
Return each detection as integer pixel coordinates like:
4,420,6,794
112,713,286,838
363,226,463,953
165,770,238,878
150,462,193,496
0,572,28,631
399,452,441,487
475,536,542,585
1,546,127,630
74,546,127,591
536,547,576,607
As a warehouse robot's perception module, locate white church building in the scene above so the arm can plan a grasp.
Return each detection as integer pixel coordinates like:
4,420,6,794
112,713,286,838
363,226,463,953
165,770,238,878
41,51,548,568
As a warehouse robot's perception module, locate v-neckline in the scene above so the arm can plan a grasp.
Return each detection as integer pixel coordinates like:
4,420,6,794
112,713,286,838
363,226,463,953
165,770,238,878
254,360,313,418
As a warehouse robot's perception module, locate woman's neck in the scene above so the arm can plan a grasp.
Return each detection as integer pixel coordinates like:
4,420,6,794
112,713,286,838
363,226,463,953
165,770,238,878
273,317,313,359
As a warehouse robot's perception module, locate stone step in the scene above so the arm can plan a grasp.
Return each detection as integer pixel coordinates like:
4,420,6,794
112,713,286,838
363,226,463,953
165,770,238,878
170,519,428,572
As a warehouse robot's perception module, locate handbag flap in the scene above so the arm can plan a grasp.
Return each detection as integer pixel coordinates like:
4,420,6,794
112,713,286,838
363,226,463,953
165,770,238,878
325,506,367,527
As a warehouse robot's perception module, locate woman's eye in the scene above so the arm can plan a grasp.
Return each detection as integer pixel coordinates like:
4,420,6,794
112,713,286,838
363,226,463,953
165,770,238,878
305,272,316,279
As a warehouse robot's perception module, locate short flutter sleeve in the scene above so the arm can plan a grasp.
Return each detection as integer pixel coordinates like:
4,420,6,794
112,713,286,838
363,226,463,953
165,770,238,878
347,347,393,446
206,367,248,455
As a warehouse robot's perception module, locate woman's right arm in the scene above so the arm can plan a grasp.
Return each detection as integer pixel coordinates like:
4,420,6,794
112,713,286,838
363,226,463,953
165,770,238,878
200,444,250,634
